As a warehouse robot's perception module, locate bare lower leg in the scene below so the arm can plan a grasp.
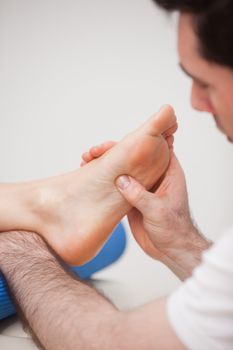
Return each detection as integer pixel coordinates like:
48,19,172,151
0,182,42,233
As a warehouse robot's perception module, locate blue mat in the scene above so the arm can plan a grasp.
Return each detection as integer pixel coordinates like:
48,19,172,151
0,223,127,320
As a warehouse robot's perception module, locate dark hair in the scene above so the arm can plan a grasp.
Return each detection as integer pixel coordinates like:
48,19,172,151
152,0,233,70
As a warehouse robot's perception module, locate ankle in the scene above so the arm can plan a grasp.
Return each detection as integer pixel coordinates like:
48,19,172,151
0,181,45,233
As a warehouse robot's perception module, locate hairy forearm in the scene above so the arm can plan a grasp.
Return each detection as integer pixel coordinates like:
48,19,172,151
0,231,120,350
0,231,186,350
159,226,212,281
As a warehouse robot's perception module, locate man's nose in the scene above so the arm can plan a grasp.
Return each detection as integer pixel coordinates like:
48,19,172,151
191,82,213,113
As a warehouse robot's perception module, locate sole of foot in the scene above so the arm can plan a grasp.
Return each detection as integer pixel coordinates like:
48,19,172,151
35,105,177,265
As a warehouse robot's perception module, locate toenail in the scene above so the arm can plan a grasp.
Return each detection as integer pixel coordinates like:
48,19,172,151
116,175,130,190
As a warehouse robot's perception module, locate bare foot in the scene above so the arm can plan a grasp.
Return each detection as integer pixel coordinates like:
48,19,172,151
34,105,177,265
80,141,117,167
80,124,176,166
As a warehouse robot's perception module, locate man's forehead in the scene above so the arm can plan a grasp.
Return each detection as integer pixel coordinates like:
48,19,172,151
177,14,217,85
178,14,200,55
177,13,209,71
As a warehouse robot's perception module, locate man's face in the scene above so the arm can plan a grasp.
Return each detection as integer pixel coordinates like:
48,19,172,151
178,13,233,142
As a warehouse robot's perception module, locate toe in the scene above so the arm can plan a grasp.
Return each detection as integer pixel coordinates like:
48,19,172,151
144,105,177,136
82,152,93,162
90,146,102,157
80,160,87,167
90,141,116,158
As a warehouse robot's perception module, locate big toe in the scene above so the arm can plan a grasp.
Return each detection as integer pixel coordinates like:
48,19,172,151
141,105,177,136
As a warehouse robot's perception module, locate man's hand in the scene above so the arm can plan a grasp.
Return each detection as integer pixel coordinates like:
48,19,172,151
116,152,211,280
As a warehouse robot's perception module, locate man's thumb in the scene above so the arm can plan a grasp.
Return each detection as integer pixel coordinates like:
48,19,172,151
116,175,152,211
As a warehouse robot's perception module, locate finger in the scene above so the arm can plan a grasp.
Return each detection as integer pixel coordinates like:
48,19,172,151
166,135,174,149
90,141,117,158
162,122,178,139
127,208,147,246
116,175,153,212
166,151,184,177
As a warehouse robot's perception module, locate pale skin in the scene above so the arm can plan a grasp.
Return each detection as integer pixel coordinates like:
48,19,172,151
83,148,210,280
1,11,233,350
0,105,177,265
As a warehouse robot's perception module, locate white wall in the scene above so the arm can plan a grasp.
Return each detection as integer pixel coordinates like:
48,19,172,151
1,0,233,307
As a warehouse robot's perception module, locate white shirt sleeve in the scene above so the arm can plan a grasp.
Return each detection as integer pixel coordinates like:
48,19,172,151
167,228,233,350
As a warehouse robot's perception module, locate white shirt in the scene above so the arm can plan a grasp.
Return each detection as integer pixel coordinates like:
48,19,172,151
167,228,233,350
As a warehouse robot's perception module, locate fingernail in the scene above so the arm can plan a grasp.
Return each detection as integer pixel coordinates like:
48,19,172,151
116,175,130,190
